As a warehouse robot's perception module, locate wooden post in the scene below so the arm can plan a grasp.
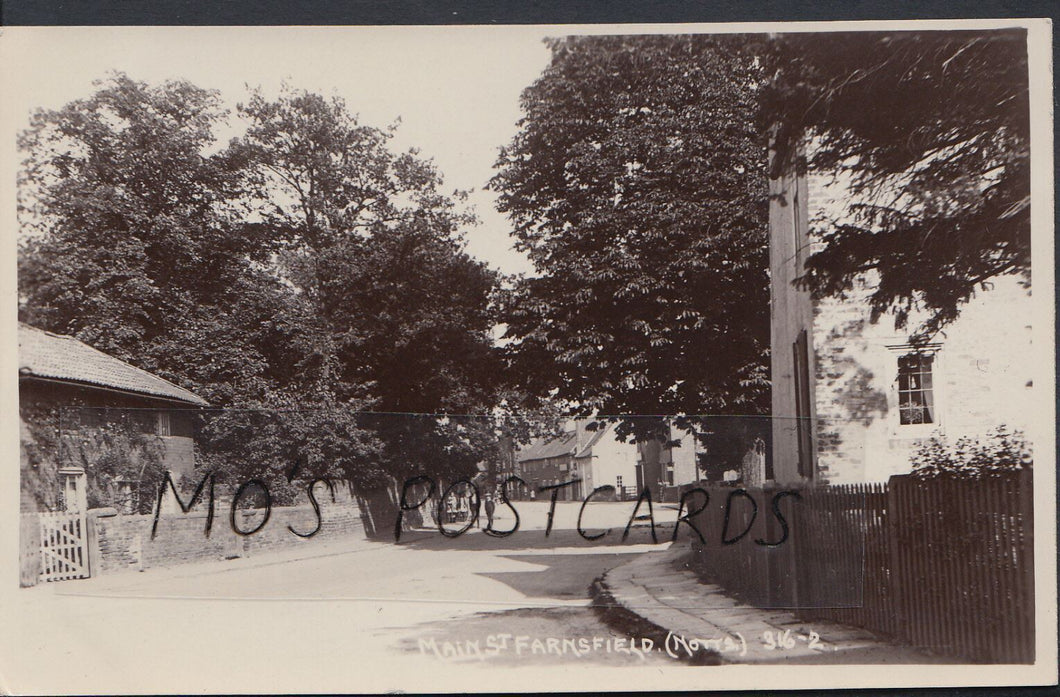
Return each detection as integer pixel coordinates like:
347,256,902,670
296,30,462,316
85,511,101,578
19,513,41,587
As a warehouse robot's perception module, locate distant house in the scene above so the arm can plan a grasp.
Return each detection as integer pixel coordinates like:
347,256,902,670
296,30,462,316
768,152,1034,484
515,420,638,501
18,323,208,512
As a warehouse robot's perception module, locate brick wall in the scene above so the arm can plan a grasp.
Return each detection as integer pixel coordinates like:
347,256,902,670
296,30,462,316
89,497,367,575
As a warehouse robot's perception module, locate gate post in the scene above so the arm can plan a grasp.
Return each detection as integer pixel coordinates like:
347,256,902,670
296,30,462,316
85,511,101,577
60,466,91,579
19,513,41,587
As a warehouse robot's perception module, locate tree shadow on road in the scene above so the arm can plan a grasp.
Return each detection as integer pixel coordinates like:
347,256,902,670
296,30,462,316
476,553,632,599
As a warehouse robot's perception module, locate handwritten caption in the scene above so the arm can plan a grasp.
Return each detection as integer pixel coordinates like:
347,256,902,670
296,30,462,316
149,470,802,548
417,629,829,661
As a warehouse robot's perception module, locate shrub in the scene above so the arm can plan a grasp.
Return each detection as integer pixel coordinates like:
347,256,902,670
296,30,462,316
910,425,1032,479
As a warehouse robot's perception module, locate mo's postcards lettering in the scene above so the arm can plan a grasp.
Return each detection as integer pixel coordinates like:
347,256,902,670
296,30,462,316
150,471,802,548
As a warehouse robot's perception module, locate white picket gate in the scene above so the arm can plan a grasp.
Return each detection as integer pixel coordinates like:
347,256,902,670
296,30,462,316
38,511,90,581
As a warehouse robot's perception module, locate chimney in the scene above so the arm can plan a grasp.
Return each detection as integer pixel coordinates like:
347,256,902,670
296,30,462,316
574,419,596,453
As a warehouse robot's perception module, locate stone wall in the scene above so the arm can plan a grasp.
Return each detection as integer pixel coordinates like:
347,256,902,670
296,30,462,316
89,497,367,575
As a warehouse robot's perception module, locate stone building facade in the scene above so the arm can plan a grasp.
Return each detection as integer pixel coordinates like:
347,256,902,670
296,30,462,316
769,153,1034,484
515,420,638,501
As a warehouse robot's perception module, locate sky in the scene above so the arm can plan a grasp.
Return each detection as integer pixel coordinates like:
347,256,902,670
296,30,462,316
1,21,1048,280
1,26,562,276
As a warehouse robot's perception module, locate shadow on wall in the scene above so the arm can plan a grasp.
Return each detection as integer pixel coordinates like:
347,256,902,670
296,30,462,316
815,319,889,460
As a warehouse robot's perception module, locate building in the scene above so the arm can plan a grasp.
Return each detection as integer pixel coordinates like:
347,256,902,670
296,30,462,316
768,149,1034,484
514,420,638,501
19,323,208,512
634,425,700,500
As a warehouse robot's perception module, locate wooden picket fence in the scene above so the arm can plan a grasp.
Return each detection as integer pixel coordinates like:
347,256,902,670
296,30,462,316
686,471,1034,663
37,510,91,582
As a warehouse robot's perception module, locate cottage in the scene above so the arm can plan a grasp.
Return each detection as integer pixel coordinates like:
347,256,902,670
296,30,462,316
515,420,638,501
18,323,208,513
767,153,1034,484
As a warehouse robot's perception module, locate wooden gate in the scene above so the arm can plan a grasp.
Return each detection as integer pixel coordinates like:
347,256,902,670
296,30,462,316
38,511,90,581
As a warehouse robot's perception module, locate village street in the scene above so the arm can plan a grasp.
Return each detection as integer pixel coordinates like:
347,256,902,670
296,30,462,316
5,502,700,694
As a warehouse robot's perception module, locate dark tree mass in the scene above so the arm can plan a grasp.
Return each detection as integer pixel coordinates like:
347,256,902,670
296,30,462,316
489,30,1031,443
17,75,508,504
763,29,1030,341
491,36,772,441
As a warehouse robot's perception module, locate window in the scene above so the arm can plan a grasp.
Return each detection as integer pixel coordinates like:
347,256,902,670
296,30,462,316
897,353,935,425
616,475,623,492
156,412,172,436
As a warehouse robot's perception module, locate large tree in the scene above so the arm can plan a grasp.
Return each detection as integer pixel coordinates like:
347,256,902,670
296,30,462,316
490,35,771,441
491,30,1032,441
17,73,298,405
763,29,1031,340
233,87,505,483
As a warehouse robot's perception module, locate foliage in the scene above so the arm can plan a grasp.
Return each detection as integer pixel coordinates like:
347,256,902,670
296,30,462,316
19,402,63,512
763,30,1031,341
195,407,384,505
231,86,505,482
491,31,1032,441
490,35,771,441
21,400,170,514
19,76,509,502
59,411,167,514
20,30,1033,508
16,73,295,405
13,75,590,511
909,426,1032,479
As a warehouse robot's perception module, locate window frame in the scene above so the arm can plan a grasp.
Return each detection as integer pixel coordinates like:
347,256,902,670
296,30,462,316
887,344,943,435
156,411,172,437
897,352,936,426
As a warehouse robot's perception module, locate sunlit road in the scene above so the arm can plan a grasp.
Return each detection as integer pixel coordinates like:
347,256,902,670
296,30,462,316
4,502,700,694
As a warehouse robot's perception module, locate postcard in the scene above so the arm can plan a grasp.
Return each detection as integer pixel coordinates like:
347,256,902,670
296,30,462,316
1,20,1055,694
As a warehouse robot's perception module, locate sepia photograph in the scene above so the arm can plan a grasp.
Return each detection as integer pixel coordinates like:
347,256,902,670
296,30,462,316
1,19,1055,694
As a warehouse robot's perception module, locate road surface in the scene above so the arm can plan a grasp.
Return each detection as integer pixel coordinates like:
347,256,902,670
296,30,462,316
4,501,701,694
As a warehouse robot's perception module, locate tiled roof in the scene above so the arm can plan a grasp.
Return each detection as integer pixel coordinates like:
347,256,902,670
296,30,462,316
515,430,577,462
18,323,208,406
515,423,612,463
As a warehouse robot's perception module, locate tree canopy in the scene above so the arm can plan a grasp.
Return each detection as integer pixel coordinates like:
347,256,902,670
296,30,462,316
490,30,1032,441
763,29,1031,340
18,75,508,501
232,86,504,482
18,28,1034,501
490,35,771,441
17,74,300,406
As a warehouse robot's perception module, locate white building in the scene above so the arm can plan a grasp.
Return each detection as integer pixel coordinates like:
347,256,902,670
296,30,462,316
769,151,1034,484
515,420,639,500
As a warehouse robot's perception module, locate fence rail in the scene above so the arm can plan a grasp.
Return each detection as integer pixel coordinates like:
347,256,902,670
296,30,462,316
686,471,1034,663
